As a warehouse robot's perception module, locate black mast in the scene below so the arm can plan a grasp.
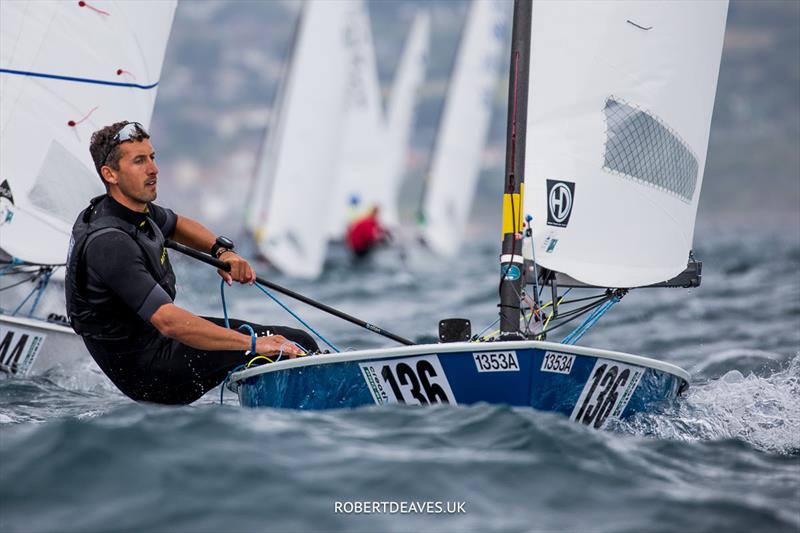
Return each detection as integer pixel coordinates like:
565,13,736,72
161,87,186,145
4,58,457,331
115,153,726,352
498,0,531,339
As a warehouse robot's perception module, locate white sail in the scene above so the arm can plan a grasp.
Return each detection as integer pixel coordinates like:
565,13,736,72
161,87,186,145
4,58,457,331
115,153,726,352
0,0,177,266
382,10,431,229
326,0,387,239
523,0,728,288
244,9,300,235
251,0,349,279
327,7,430,238
420,0,509,257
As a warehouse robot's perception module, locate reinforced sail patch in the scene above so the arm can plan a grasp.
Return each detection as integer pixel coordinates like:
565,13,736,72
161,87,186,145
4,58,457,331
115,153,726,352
603,96,698,203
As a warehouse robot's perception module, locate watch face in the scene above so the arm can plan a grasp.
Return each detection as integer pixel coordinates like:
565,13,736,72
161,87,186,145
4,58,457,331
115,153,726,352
217,236,234,249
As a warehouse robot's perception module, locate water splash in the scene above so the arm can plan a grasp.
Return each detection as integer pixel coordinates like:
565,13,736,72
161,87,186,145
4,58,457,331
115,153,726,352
621,354,800,454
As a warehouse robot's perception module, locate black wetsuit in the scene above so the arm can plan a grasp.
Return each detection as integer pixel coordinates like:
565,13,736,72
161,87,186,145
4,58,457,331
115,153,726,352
66,195,317,405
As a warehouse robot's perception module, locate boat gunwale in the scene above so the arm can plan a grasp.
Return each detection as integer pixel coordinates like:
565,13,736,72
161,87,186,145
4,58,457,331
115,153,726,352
227,339,690,389
0,313,75,335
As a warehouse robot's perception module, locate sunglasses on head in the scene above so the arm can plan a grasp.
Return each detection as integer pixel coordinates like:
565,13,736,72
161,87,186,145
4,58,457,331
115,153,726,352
101,121,149,166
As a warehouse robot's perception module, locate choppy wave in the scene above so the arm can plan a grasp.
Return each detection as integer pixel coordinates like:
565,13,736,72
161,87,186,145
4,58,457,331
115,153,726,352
1,400,798,533
1,227,798,532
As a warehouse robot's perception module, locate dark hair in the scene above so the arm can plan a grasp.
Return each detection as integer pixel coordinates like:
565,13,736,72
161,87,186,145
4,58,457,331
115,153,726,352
89,121,151,185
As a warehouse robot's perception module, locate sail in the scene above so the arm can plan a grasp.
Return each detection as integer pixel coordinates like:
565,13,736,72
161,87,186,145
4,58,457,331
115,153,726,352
420,0,509,257
326,0,387,239
251,0,349,279
0,0,177,266
244,6,301,235
381,10,431,229
523,1,728,288
327,7,430,238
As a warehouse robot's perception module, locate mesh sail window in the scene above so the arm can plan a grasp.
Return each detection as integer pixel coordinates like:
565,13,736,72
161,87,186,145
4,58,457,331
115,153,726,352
603,96,698,203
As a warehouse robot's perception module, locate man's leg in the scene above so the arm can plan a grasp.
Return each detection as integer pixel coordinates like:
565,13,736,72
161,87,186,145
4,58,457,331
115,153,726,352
142,318,320,404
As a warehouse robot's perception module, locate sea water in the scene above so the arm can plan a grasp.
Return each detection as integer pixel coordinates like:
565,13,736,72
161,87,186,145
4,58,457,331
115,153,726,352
1,222,798,532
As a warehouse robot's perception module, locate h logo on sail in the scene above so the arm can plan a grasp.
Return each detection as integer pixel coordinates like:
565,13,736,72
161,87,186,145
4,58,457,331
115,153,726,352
546,180,575,227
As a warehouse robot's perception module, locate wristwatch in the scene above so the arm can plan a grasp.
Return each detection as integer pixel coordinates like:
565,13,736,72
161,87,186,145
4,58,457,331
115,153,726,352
210,235,235,258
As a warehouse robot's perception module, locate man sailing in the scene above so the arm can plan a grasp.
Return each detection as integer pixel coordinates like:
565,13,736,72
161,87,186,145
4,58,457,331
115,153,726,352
65,121,318,404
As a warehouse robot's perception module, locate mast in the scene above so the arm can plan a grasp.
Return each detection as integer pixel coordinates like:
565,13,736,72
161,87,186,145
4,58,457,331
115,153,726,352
498,0,531,339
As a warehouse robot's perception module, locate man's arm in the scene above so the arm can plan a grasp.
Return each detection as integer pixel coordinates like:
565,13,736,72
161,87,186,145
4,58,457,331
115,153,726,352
172,215,255,284
172,215,215,254
150,303,302,356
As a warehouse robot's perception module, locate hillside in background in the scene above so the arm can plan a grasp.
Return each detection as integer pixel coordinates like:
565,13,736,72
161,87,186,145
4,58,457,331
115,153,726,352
149,0,800,236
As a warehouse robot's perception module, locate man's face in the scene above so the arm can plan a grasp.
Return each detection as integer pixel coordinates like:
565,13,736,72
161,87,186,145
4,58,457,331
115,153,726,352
105,139,158,207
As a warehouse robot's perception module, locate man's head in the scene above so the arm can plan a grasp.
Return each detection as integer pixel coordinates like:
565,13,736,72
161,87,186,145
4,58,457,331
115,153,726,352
89,121,158,210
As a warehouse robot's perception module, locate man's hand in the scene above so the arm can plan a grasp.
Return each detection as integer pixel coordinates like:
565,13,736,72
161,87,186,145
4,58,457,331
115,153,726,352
256,334,303,358
218,251,256,285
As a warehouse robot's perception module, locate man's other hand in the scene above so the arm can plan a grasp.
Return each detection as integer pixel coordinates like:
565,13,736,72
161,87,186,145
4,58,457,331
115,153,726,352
217,251,256,285
255,334,303,358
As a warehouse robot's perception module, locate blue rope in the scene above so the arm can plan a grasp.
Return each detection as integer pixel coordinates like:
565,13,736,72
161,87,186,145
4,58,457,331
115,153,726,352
11,287,37,316
561,302,607,345
218,278,339,353
561,296,621,345
220,279,230,328
237,324,257,354
253,282,340,353
28,269,53,317
0,264,19,275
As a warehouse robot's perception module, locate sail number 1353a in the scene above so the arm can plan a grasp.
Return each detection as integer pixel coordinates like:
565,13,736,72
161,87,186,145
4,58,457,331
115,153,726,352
360,355,456,406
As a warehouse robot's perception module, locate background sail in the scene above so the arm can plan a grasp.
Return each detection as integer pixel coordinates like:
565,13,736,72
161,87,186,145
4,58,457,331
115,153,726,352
244,7,301,236
251,0,349,279
381,10,431,230
326,0,388,239
523,0,728,288
420,0,509,257
327,8,430,239
0,0,177,266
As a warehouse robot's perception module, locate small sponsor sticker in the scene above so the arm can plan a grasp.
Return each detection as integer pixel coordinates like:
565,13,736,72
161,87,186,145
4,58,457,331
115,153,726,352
540,351,575,374
501,264,521,281
546,179,575,228
540,232,558,254
473,351,520,372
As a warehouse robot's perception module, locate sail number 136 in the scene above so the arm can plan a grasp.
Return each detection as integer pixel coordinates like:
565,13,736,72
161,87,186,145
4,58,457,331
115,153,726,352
361,355,456,405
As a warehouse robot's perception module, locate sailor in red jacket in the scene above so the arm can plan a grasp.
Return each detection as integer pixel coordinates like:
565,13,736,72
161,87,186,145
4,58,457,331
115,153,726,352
346,205,388,258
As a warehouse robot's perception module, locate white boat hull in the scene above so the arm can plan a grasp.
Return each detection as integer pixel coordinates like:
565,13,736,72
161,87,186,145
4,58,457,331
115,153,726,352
0,314,94,377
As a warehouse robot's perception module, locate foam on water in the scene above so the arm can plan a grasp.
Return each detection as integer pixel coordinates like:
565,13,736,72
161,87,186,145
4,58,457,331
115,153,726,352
620,354,800,454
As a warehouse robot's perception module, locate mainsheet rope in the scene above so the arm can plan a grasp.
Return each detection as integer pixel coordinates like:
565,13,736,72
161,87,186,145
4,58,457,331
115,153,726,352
218,279,340,353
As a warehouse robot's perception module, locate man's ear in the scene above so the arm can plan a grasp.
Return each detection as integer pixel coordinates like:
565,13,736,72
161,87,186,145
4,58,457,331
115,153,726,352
100,165,118,186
